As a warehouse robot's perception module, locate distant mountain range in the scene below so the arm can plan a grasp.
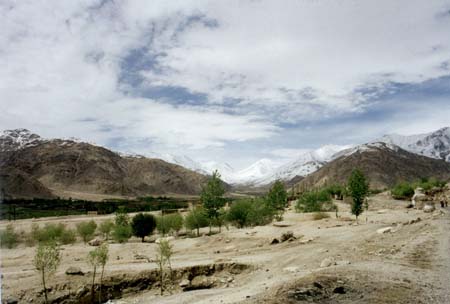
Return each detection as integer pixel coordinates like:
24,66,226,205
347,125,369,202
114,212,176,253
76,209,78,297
0,129,208,199
1,127,449,199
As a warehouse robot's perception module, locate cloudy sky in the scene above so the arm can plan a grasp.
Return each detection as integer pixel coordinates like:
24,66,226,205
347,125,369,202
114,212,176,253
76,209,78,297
1,0,450,169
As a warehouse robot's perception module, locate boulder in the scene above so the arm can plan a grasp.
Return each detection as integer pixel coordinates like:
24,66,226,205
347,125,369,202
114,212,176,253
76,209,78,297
179,279,190,288
423,204,435,213
270,238,280,245
5,297,18,304
88,238,102,246
320,257,336,268
187,275,215,290
65,266,84,276
376,227,392,234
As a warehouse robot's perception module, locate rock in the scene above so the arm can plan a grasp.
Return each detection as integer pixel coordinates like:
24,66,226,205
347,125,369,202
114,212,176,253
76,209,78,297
179,279,190,288
313,281,323,289
333,286,346,294
134,254,151,262
377,209,388,214
320,257,336,268
283,266,300,273
187,275,215,290
88,238,102,246
288,287,322,300
5,297,19,304
270,238,280,245
376,227,393,234
76,286,88,297
281,231,295,242
336,260,351,265
225,239,231,243
65,266,84,276
299,238,313,244
423,204,435,213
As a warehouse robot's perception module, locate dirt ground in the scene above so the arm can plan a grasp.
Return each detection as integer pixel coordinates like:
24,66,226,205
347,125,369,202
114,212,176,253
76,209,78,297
1,192,450,303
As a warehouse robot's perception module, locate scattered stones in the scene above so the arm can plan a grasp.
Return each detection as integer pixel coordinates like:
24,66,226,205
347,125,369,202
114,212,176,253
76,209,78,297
320,257,336,268
65,266,84,276
88,238,102,246
376,227,393,234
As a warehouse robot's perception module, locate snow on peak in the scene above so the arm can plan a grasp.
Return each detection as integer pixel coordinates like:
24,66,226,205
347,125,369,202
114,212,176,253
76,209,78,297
0,128,43,152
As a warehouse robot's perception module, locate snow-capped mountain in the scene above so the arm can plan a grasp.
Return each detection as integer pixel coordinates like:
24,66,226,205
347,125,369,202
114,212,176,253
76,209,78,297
0,129,43,152
378,127,450,162
252,145,351,186
230,159,281,185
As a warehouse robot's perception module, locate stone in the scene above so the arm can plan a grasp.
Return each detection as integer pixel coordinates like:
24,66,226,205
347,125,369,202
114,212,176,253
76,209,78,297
65,266,84,276
88,238,102,246
179,279,190,288
320,257,336,268
187,275,215,290
273,221,293,227
423,204,435,213
134,254,151,262
5,297,18,304
333,286,346,294
270,238,280,245
376,227,392,234
336,260,351,265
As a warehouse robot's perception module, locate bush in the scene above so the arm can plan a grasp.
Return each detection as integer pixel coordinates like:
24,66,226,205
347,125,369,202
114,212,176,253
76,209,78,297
156,215,171,236
185,207,209,237
112,224,132,243
131,213,157,242
295,190,332,213
166,213,184,235
0,224,19,248
114,211,130,227
59,228,77,245
76,220,97,243
227,198,274,228
414,177,447,191
312,212,330,220
99,220,114,240
391,182,415,199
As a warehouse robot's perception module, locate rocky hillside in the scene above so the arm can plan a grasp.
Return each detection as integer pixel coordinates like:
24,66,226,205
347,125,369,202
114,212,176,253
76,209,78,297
0,129,208,199
293,142,450,192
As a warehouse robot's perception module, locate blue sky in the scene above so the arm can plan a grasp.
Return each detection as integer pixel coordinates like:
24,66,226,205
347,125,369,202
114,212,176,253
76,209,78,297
1,0,450,169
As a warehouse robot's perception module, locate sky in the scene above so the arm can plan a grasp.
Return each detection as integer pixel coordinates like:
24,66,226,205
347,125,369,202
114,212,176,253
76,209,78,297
1,0,450,169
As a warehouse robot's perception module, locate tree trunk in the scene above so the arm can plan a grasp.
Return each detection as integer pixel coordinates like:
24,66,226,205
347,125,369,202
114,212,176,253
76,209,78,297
196,227,199,237
159,261,164,295
99,266,105,304
91,265,97,304
141,236,145,242
42,269,48,304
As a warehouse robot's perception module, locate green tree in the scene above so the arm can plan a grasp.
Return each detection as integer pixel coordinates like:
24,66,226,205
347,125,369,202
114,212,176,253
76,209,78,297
87,243,109,303
33,242,61,304
0,224,19,249
348,169,369,221
166,213,184,236
267,180,288,220
156,215,171,236
185,207,209,237
76,220,97,243
99,220,114,240
227,200,252,228
131,213,156,242
201,170,226,233
113,211,132,243
156,239,173,295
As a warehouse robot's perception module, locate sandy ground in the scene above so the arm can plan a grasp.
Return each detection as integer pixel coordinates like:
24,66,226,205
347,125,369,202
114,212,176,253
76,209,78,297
1,193,450,303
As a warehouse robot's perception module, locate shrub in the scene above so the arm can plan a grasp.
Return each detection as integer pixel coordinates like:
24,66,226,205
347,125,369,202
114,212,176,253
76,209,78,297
76,220,97,243
391,182,415,199
166,213,184,235
114,211,130,227
34,241,61,304
227,198,274,228
0,224,19,248
325,184,345,199
312,212,330,220
131,213,157,242
156,215,171,236
185,207,209,237
112,224,132,243
295,190,332,213
267,180,288,220
99,220,114,240
59,228,77,245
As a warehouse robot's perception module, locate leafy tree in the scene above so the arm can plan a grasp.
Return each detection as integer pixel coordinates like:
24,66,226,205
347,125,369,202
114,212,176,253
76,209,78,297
156,239,173,295
391,182,415,199
99,219,114,240
295,190,332,213
166,213,184,236
76,220,97,243
201,170,226,233
112,224,132,243
131,213,156,242
156,215,171,236
212,208,228,232
227,200,252,228
185,207,209,237
87,243,109,303
227,198,274,228
59,228,76,245
0,224,19,249
33,242,61,304
267,180,288,220
114,210,130,227
348,169,369,221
